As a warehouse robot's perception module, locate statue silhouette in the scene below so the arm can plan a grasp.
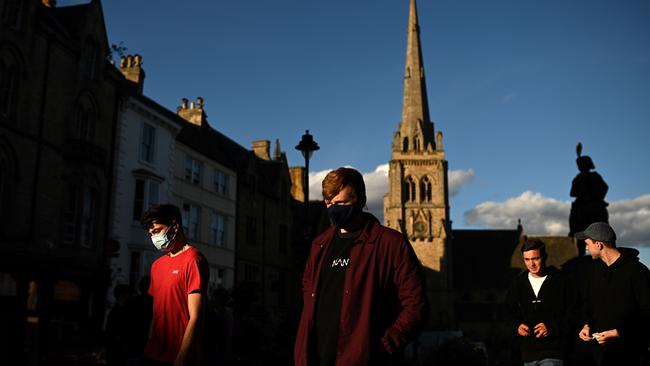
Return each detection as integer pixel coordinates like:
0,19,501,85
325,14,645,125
569,143,609,256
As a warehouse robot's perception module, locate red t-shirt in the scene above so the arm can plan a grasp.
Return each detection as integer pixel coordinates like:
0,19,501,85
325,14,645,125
144,247,209,362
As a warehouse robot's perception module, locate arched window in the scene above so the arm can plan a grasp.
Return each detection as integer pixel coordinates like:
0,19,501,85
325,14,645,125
403,176,416,202
402,137,409,152
0,0,23,30
420,176,432,202
0,139,17,231
414,137,421,151
0,53,19,120
73,95,98,142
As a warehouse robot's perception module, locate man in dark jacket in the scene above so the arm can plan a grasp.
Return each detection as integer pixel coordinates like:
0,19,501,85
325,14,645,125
294,167,426,366
577,222,650,366
506,239,576,365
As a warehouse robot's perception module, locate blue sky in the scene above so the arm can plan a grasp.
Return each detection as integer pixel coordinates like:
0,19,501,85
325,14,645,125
62,0,649,260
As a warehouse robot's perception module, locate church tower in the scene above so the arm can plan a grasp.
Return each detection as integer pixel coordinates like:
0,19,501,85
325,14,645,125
384,0,453,328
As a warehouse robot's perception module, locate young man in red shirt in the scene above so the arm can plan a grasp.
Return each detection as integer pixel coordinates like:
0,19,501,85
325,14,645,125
140,204,209,366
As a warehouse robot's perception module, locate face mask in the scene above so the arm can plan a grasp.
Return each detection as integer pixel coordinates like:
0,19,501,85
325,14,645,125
151,226,176,251
327,203,360,227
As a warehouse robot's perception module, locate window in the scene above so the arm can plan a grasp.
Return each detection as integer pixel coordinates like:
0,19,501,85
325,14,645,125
132,179,159,220
213,170,229,195
73,97,96,142
63,185,96,247
182,203,200,240
244,264,259,282
403,137,409,152
0,61,17,119
184,156,202,185
245,217,257,246
129,251,141,288
139,123,155,163
210,211,226,247
414,137,421,151
83,39,99,80
210,266,226,289
420,176,432,202
403,176,416,202
0,0,23,29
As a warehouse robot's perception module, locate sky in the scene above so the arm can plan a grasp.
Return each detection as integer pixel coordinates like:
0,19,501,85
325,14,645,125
62,0,649,262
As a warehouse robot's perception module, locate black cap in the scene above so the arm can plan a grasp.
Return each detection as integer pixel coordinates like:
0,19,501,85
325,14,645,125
575,222,616,243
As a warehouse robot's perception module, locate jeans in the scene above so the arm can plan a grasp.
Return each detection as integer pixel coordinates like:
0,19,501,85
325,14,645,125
524,359,563,366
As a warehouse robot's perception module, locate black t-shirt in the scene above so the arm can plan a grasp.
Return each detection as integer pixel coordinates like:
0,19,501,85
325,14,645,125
314,229,360,366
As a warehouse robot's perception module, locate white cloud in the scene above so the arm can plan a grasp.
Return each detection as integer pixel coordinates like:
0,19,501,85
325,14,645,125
309,165,474,221
464,192,650,246
449,169,475,197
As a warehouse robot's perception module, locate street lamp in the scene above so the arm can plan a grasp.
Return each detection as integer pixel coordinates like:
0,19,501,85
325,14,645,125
295,130,319,234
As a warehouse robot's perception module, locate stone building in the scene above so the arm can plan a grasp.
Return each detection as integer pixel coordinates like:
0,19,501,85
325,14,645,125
0,0,121,363
174,98,238,291
383,0,453,329
109,55,185,291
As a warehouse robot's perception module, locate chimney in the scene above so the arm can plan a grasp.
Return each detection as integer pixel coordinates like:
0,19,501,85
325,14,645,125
289,167,305,202
273,138,282,161
252,140,271,161
177,97,207,127
119,54,146,93
42,0,57,7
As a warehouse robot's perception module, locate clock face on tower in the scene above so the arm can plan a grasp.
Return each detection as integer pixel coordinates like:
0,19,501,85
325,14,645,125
414,221,426,235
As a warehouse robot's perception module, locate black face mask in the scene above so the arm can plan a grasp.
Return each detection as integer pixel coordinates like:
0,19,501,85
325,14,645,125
327,203,360,227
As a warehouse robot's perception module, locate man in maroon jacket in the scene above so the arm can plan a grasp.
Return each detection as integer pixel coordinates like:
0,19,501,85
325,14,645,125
294,167,427,366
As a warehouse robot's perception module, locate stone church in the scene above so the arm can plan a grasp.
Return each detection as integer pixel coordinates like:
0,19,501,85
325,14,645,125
384,0,453,329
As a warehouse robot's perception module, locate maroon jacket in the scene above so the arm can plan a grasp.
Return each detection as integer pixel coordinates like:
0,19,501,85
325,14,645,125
294,214,426,366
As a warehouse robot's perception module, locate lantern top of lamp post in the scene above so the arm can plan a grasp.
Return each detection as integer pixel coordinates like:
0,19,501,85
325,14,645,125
295,130,320,159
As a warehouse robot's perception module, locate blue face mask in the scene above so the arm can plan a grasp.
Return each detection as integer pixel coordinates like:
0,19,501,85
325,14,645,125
151,226,176,251
327,203,360,227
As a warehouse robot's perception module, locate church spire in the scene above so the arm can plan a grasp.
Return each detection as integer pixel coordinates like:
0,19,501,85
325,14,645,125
398,0,434,152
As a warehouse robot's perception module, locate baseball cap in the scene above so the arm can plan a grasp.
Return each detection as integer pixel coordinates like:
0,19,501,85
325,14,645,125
575,222,616,243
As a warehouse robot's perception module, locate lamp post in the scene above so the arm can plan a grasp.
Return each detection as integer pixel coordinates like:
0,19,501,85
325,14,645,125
295,130,319,235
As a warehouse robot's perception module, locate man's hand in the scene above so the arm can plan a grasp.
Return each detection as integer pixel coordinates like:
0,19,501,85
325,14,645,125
594,329,620,346
517,323,530,337
533,323,549,338
578,324,592,342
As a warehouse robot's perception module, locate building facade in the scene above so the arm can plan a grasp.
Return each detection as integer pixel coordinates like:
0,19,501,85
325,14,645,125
0,0,121,363
174,98,237,291
109,56,184,292
383,0,453,329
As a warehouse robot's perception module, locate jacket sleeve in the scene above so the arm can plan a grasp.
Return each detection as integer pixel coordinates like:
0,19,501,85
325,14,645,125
620,264,650,339
381,237,427,354
505,278,524,335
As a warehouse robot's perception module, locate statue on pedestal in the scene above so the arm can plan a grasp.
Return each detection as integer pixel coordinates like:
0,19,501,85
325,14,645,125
569,143,609,256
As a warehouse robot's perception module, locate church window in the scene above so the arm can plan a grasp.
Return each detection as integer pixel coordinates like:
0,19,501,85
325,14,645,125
414,137,420,151
404,176,416,202
420,176,432,202
402,137,409,152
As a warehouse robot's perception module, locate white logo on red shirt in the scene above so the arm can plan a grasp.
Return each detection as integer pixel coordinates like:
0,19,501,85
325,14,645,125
172,269,179,275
